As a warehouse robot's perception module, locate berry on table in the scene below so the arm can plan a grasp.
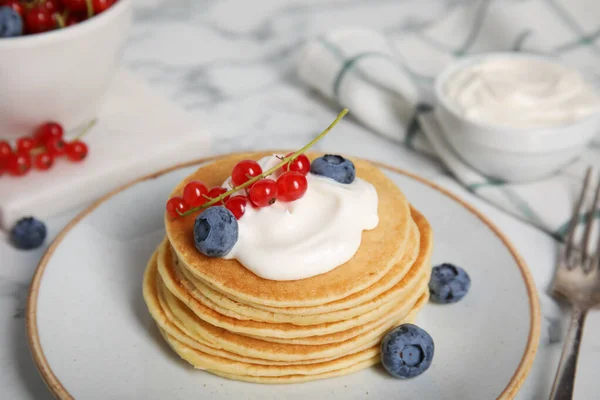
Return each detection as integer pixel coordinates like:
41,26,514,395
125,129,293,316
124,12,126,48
10,217,47,250
7,152,31,176
282,153,311,176
193,206,238,257
34,122,64,142
33,152,54,171
64,140,88,162
182,181,209,208
166,196,189,219
231,160,263,186
207,186,230,205
24,6,54,34
45,136,66,157
0,5,23,37
0,140,12,158
225,196,248,220
310,154,355,184
248,178,278,207
276,171,307,202
16,137,37,153
381,324,434,379
429,263,471,304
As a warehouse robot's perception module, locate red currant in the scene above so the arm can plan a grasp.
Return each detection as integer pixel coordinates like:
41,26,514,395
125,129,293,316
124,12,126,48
282,153,311,176
16,137,37,154
66,13,84,26
92,0,114,14
33,152,54,171
45,137,66,157
166,196,189,218
34,122,63,142
207,186,230,205
225,196,248,219
7,152,31,176
25,6,55,34
182,180,209,207
277,171,308,202
41,0,62,14
62,0,87,12
248,179,278,207
231,160,263,186
0,140,12,159
3,0,23,16
65,140,88,162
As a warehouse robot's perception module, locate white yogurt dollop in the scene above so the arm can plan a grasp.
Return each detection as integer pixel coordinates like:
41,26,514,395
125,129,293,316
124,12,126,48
443,58,600,129
222,155,379,281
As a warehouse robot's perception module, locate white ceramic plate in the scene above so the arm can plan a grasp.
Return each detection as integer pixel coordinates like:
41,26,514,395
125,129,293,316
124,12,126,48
27,155,540,400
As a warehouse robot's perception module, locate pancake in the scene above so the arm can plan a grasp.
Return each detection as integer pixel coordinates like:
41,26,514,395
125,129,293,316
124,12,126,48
158,241,428,339
198,208,432,316
173,209,432,325
165,152,413,307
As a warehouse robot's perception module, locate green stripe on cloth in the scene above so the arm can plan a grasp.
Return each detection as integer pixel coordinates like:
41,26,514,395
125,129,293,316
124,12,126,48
467,178,505,191
332,52,393,100
554,209,600,240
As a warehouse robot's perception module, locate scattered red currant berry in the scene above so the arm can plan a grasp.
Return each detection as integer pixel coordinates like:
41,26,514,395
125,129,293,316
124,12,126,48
166,196,189,218
277,171,308,202
207,186,230,205
16,137,37,154
33,152,54,171
45,137,66,157
282,153,311,176
0,140,12,159
7,152,31,176
3,0,24,16
92,0,114,14
25,6,55,34
182,180,209,207
34,122,64,142
65,140,88,162
231,160,263,186
225,196,248,219
62,0,87,12
248,179,278,207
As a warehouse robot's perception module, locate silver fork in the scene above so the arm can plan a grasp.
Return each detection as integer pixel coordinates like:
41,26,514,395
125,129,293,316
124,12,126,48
549,167,600,400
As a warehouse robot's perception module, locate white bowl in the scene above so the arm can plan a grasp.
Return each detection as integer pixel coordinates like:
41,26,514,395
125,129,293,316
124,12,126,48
434,52,600,182
0,0,132,139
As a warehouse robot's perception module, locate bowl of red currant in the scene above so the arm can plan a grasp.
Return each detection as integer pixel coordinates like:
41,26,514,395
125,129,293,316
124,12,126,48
0,0,132,138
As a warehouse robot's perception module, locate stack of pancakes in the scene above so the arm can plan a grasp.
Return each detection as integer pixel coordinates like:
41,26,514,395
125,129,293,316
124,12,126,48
143,153,433,383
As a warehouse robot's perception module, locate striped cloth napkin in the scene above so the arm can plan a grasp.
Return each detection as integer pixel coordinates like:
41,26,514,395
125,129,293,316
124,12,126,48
297,0,600,240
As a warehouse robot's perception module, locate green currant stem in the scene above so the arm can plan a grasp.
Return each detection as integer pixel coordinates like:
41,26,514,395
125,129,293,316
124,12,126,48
30,119,97,155
85,0,94,18
178,108,349,217
54,13,66,29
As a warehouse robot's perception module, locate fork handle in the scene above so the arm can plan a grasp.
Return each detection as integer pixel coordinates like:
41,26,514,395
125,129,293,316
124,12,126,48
549,307,588,400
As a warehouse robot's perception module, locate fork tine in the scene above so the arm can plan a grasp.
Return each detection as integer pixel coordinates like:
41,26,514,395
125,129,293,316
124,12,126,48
565,167,592,266
582,173,600,270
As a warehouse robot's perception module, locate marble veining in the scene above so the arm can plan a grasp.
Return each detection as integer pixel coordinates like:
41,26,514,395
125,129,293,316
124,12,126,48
1,0,600,399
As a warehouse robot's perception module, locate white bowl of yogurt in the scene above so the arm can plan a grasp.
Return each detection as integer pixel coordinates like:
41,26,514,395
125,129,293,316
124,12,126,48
434,52,600,182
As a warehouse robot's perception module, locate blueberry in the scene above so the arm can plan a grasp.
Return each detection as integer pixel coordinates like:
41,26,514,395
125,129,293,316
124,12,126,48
193,206,238,257
0,7,23,38
381,324,434,379
429,263,471,304
10,217,47,250
310,154,356,184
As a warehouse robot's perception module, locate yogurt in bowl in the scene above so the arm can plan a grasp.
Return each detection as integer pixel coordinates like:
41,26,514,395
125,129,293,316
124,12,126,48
434,53,600,182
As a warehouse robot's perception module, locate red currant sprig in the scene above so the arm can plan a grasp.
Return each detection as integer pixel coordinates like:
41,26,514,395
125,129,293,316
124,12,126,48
165,109,349,219
0,119,95,177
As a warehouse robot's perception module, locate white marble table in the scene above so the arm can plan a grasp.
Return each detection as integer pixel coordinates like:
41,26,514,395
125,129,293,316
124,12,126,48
1,0,600,398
